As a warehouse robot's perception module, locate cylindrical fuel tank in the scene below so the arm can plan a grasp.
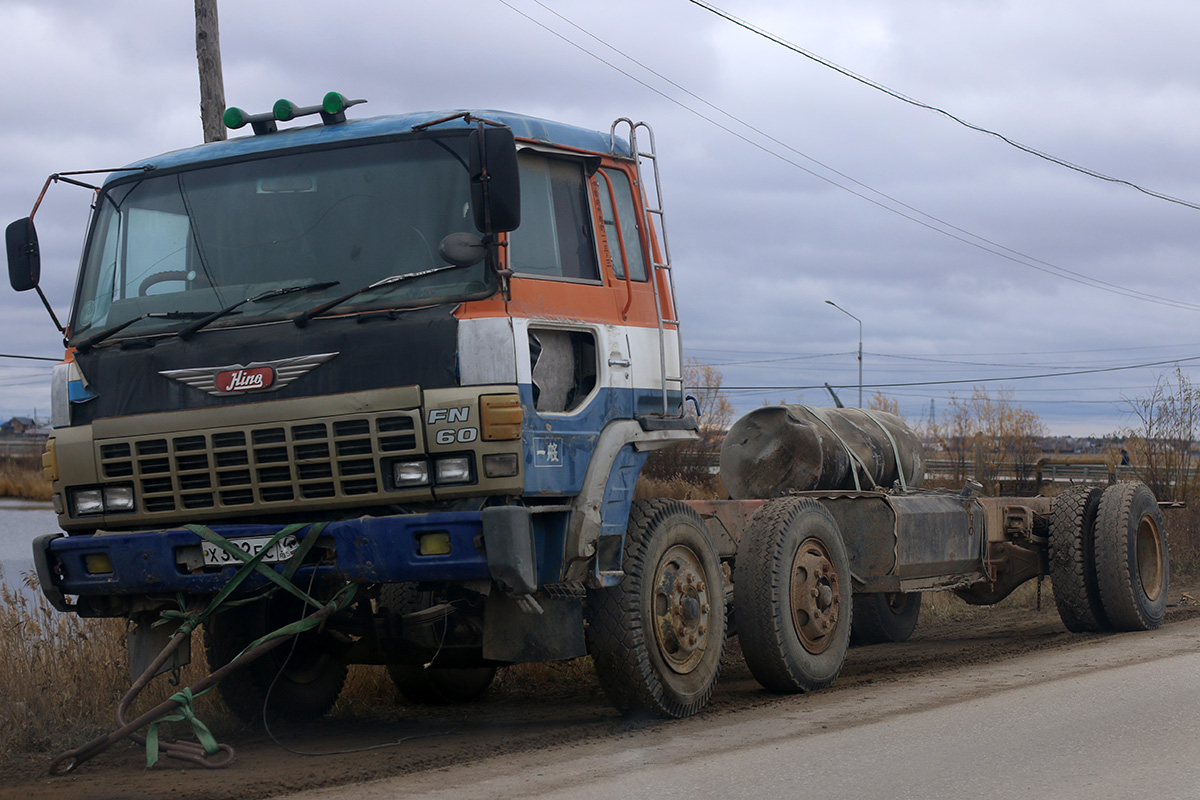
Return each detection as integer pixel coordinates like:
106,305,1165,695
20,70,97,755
719,406,924,499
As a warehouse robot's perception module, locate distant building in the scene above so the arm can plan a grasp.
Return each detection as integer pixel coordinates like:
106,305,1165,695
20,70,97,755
1,416,44,436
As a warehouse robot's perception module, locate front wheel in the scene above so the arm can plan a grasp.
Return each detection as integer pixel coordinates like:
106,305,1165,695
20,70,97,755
204,594,347,723
1094,482,1169,631
734,498,851,693
586,499,726,719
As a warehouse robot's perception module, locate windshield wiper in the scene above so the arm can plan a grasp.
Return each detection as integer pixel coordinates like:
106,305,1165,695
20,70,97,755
75,311,212,353
177,280,339,340
292,265,467,328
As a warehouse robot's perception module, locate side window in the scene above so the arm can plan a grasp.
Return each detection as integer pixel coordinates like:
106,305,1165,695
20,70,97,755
597,168,648,282
509,152,600,281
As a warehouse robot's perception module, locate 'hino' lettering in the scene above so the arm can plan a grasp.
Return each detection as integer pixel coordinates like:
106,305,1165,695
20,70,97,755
159,352,338,396
215,367,274,393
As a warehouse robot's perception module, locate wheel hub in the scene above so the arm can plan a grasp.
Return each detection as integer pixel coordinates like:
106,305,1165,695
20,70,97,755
1136,512,1164,602
653,543,713,674
789,537,841,654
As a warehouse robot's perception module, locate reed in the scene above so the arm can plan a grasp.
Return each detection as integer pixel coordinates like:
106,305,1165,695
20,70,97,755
0,458,52,502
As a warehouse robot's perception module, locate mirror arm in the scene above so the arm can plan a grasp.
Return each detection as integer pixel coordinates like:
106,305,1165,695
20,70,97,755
34,283,65,334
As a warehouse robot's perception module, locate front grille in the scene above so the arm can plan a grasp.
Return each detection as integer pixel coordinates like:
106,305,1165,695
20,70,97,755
97,412,420,515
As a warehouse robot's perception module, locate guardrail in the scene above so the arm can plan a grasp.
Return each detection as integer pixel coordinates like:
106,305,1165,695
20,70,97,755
0,438,47,459
925,458,1138,484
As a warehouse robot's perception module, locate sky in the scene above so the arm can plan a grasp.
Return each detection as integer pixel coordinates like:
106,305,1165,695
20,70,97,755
2,0,1199,437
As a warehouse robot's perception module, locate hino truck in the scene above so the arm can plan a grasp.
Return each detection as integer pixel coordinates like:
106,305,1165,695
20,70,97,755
5,93,1170,729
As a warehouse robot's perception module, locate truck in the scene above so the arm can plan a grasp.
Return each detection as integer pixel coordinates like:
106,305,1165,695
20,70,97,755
5,93,1170,730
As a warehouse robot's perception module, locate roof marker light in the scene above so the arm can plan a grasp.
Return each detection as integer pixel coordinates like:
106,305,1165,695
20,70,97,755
224,94,366,136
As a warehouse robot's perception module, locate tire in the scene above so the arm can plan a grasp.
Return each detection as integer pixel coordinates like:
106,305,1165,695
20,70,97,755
380,583,497,705
388,663,497,705
204,593,348,723
585,499,725,719
1049,485,1109,632
1094,482,1169,631
734,498,851,694
851,591,921,645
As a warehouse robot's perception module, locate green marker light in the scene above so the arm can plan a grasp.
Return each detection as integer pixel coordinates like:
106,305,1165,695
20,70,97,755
223,107,247,129
273,99,298,122
323,92,349,115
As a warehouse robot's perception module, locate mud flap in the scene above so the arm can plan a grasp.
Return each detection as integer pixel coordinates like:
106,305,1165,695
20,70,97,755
128,618,191,682
482,593,586,662
481,506,538,595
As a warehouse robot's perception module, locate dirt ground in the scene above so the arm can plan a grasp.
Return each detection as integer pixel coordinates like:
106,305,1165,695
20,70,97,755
4,578,1198,800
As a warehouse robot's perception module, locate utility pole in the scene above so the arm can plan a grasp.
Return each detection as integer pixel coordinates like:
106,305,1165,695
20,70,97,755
825,300,863,408
195,0,226,143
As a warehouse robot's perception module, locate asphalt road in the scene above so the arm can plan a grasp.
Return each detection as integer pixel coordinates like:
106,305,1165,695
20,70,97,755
278,617,1200,800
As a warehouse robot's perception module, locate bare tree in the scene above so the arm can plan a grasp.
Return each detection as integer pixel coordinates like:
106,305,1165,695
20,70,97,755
1121,367,1200,503
929,386,1045,493
195,0,226,143
643,360,734,483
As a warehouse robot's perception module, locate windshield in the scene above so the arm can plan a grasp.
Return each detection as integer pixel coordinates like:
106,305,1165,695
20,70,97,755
71,134,492,341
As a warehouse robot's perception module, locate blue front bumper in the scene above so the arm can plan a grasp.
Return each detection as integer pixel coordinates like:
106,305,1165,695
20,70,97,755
37,511,502,608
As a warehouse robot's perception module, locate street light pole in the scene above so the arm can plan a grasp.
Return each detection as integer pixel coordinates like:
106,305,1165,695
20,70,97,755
825,300,862,408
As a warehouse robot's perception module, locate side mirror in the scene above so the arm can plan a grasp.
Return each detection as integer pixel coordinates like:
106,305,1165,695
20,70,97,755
6,217,41,292
469,125,521,234
438,232,487,267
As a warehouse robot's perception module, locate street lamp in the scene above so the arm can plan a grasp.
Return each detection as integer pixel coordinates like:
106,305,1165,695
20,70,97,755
825,300,862,408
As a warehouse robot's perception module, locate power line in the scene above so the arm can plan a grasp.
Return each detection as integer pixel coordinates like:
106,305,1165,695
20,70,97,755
686,0,1200,213
0,353,58,363
699,353,1200,391
499,0,1200,312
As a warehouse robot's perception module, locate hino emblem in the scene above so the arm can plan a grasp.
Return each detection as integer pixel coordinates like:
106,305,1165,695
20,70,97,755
160,352,338,396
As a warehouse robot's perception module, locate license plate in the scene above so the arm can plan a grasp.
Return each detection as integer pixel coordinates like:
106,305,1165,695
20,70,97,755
202,534,300,567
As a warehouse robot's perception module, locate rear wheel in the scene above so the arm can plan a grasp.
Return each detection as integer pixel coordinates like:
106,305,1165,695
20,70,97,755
204,594,347,723
851,591,921,644
734,498,851,693
1094,482,1169,631
586,499,725,718
1049,485,1109,632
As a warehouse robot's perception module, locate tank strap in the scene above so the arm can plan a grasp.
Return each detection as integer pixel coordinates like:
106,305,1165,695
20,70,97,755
861,409,908,491
806,406,876,491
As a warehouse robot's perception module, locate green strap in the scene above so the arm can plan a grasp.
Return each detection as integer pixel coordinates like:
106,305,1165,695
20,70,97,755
807,406,876,491
143,522,350,768
145,688,218,767
860,409,909,491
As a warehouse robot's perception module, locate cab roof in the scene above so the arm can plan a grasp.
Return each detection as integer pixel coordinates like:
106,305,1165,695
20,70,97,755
121,109,632,177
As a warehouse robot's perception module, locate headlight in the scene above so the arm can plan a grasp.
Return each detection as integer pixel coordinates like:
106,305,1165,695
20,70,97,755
392,459,429,487
103,485,135,512
70,485,136,516
434,456,472,484
72,488,104,516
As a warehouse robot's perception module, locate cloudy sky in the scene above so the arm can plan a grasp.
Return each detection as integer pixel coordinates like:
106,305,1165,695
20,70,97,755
2,0,1198,436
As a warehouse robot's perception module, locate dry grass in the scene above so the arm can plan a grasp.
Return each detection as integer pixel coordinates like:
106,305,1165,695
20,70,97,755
1162,505,1200,578
0,458,51,502
634,474,726,501
0,576,231,757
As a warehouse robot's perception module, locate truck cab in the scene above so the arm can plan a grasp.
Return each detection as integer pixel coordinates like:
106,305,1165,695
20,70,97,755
9,98,697,719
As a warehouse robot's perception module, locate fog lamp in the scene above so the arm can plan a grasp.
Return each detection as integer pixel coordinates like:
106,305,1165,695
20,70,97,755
418,532,452,556
84,553,113,575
